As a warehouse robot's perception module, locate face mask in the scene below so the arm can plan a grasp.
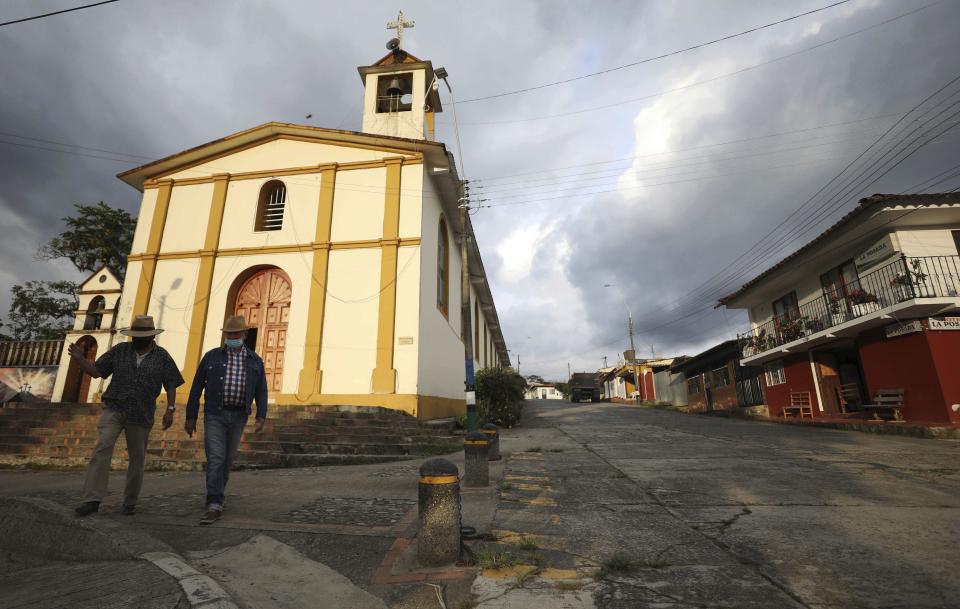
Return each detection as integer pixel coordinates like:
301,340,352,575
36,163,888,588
131,337,153,349
224,338,244,349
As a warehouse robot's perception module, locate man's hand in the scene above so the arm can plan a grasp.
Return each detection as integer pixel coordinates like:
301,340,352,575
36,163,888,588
254,417,266,433
162,410,174,430
184,419,197,437
67,343,85,360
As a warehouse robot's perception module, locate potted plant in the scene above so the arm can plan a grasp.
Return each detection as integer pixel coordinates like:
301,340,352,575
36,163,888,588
848,289,880,316
778,316,805,342
889,273,914,302
828,295,847,326
804,316,825,334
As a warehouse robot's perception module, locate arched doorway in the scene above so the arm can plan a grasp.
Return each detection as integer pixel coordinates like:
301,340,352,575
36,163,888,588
62,335,98,403
231,268,291,393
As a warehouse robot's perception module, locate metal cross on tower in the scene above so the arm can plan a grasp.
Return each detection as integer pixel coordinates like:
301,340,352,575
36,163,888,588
387,10,415,48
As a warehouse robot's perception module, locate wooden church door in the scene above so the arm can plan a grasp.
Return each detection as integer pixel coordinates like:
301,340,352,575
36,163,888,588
234,269,291,393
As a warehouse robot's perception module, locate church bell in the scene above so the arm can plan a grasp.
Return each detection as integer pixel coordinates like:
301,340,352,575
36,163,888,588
386,77,405,98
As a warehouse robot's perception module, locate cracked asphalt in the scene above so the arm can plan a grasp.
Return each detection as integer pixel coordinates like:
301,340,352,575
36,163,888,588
505,400,960,609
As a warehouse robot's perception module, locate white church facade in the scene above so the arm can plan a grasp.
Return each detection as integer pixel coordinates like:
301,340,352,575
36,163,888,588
51,48,509,420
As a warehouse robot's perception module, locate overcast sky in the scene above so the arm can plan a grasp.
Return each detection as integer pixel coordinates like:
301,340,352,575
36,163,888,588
2,0,959,380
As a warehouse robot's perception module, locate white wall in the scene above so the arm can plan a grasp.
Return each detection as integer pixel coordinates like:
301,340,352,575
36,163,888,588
319,248,382,394
896,229,958,257
417,170,465,400
330,168,385,242
394,245,421,395
160,183,213,252
166,139,388,181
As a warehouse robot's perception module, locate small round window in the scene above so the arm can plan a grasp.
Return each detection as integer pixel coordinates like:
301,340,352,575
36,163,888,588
98,275,107,283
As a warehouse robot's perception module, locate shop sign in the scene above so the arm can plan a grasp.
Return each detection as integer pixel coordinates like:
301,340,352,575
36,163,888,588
855,234,900,272
884,320,922,338
929,317,960,330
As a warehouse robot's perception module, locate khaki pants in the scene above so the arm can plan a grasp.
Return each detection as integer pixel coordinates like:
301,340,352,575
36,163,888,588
81,409,151,506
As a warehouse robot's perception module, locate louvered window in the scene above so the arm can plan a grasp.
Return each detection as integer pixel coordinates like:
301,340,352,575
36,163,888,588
256,180,286,231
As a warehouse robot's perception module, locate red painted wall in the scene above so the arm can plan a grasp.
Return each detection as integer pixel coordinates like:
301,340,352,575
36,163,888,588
927,329,960,424
642,371,655,401
858,323,957,424
761,354,820,417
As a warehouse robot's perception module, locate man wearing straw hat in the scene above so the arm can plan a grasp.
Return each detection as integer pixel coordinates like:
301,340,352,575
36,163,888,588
185,315,268,525
69,315,184,516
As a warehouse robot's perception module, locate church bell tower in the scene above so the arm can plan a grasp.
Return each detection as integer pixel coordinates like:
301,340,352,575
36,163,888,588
358,11,443,140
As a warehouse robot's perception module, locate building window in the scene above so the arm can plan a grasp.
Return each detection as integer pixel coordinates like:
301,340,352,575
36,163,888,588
437,217,449,317
764,360,786,386
712,366,730,388
83,296,105,331
255,180,286,231
687,376,702,395
376,73,413,113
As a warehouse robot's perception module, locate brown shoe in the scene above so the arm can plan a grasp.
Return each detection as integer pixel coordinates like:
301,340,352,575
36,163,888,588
199,509,221,525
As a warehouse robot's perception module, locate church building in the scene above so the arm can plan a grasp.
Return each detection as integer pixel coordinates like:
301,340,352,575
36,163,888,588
51,42,509,420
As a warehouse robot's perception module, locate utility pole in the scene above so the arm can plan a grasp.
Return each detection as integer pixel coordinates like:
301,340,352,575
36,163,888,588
517,353,521,375
602,356,608,368
567,362,571,380
459,181,477,432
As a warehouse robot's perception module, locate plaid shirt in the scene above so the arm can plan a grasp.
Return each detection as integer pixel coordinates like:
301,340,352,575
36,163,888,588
95,342,184,428
223,346,247,408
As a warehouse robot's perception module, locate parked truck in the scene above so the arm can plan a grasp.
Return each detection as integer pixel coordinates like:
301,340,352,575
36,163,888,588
569,372,600,402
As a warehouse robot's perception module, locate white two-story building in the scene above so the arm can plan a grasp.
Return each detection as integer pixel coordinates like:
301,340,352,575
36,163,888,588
720,193,960,425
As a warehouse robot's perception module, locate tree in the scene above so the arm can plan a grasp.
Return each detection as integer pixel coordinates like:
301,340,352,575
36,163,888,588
5,202,134,341
476,368,528,427
36,202,136,279
6,281,78,340
525,374,546,385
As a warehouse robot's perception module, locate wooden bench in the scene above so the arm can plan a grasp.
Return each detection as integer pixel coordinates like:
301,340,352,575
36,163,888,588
862,388,904,421
782,391,814,419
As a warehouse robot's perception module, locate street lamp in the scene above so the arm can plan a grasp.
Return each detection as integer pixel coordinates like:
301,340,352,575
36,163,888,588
604,284,640,405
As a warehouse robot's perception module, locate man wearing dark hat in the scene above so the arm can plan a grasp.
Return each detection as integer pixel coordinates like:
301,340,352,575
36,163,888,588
69,315,184,516
186,315,268,525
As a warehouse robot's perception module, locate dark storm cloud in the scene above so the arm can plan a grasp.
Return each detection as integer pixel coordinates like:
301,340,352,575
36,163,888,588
2,1,959,380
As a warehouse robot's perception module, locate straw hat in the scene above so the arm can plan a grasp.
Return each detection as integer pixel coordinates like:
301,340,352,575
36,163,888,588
221,315,249,333
120,315,164,337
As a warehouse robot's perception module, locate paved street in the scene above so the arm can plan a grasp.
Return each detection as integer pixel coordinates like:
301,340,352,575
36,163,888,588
1,401,958,608
488,400,960,609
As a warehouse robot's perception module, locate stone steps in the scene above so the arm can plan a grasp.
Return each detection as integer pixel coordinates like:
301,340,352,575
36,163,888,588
0,402,461,471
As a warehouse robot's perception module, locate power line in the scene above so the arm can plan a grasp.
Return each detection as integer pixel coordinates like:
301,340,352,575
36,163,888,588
606,76,960,330
0,0,119,27
458,0,852,103
452,1,947,126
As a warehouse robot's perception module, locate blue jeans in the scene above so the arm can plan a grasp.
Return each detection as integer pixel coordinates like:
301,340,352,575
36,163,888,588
204,409,248,509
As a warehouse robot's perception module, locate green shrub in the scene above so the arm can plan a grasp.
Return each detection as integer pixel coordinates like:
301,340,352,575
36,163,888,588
475,367,527,427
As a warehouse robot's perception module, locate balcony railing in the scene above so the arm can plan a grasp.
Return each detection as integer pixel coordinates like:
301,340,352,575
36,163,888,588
738,255,960,358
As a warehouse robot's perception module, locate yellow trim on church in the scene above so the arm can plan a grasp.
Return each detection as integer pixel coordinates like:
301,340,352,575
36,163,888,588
371,157,403,394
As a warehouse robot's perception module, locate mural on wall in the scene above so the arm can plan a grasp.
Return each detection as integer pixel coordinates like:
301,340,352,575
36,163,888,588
0,366,57,402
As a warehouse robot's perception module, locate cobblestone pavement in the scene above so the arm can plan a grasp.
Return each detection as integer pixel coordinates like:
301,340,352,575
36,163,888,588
472,401,959,609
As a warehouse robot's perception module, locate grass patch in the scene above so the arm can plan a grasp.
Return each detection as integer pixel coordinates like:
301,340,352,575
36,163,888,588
514,567,537,586
456,600,478,609
476,546,518,570
555,581,584,591
500,482,514,491
517,537,539,552
547,448,564,453
527,446,542,453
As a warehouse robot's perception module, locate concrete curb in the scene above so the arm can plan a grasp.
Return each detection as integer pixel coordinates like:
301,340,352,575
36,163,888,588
142,551,239,609
0,497,239,609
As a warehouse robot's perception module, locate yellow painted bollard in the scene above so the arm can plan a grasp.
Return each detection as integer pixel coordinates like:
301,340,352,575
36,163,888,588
464,432,490,487
418,458,461,566
482,423,501,461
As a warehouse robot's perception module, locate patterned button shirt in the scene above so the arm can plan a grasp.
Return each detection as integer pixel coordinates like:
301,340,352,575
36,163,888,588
223,345,247,408
94,342,185,428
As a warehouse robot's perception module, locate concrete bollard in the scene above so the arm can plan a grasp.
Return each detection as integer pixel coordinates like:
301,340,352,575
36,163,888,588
482,423,501,461
417,458,461,566
463,432,490,487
